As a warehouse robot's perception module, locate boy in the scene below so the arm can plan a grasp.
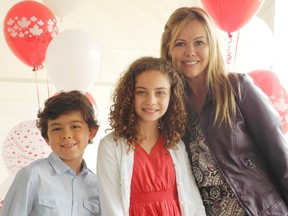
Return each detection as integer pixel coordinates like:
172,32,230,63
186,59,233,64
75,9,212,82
1,91,101,216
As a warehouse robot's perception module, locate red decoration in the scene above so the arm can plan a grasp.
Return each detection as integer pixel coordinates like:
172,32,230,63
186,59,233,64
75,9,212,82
249,70,288,134
2,120,51,175
3,1,58,70
201,0,265,33
85,92,98,118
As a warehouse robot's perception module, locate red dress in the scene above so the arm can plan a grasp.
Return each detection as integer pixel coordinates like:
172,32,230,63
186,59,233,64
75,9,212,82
129,135,181,216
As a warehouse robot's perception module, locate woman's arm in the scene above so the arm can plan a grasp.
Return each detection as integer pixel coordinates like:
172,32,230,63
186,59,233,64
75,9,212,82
239,74,288,201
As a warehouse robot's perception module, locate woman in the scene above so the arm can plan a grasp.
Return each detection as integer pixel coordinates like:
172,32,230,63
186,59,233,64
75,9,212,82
160,6,288,216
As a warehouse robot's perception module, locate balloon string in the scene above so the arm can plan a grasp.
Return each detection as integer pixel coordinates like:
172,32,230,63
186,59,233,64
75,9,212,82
45,69,50,98
233,31,240,70
226,32,233,70
34,68,41,110
33,65,44,72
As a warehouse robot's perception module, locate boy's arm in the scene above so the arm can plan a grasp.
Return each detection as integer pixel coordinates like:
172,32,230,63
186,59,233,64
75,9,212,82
1,168,35,215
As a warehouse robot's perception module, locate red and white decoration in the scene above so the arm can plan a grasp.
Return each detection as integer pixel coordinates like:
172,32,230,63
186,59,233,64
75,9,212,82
3,1,58,70
0,119,51,208
2,119,51,175
249,70,288,134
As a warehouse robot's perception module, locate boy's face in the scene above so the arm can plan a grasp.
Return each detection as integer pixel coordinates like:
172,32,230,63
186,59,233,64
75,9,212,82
45,111,97,169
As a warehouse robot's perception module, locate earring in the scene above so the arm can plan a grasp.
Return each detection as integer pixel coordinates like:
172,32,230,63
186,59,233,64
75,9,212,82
157,119,162,129
88,140,93,144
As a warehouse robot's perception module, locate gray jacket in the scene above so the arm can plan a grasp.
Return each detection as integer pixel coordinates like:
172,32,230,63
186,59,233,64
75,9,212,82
191,73,288,215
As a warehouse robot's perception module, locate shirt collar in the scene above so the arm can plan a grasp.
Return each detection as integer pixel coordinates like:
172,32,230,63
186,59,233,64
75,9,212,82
48,152,90,176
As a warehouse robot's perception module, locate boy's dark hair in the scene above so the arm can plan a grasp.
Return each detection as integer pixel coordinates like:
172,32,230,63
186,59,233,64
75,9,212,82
36,90,99,139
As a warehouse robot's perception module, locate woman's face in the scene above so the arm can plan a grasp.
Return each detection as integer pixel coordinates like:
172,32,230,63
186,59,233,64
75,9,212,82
170,20,210,80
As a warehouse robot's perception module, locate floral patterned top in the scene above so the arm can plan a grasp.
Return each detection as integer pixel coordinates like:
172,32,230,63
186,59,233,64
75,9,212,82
184,113,248,216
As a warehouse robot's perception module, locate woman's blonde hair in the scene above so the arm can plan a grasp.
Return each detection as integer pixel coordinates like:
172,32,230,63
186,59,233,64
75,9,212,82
161,7,240,127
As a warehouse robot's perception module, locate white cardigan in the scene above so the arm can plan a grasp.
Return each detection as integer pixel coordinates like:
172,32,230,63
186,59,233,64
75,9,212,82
97,132,206,216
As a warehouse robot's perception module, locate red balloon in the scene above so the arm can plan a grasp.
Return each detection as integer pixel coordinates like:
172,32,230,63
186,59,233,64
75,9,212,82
249,70,288,134
3,1,58,70
201,0,265,33
85,92,98,118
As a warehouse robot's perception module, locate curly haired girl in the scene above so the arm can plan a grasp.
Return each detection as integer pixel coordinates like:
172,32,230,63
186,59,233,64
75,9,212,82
97,56,206,216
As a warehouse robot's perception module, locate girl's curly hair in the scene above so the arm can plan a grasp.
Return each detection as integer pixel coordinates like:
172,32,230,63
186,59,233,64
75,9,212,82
109,56,187,150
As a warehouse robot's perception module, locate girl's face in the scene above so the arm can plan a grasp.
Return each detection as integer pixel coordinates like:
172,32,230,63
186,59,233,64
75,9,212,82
134,70,171,127
170,20,210,80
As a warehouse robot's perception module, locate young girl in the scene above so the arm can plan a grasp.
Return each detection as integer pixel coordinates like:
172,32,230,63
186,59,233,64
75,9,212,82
97,56,206,216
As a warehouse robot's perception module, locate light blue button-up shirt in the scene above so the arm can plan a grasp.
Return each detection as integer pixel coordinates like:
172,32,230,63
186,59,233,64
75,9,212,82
0,152,100,216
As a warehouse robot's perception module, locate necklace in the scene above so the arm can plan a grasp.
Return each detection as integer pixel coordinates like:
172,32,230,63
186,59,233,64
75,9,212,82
185,112,201,143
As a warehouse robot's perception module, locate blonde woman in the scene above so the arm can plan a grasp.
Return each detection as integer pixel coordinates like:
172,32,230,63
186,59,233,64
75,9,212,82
161,6,288,216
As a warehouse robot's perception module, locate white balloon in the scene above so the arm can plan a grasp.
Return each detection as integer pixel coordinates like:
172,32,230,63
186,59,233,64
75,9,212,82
3,119,51,175
45,29,101,92
43,0,81,18
220,16,274,73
